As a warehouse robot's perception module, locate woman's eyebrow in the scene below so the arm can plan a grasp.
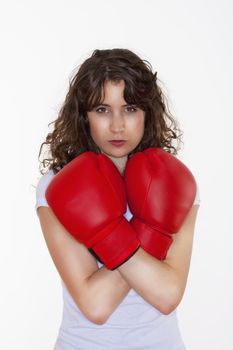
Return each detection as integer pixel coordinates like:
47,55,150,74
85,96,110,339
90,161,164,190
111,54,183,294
97,103,135,107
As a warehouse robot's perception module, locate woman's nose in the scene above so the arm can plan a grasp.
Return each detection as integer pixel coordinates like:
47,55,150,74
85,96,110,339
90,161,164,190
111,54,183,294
110,113,125,133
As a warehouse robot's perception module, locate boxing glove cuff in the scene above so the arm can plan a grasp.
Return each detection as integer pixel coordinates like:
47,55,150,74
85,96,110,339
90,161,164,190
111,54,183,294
92,217,140,270
130,216,173,260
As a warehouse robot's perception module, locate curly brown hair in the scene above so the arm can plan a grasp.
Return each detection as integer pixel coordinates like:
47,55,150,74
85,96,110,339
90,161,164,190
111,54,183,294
38,48,182,175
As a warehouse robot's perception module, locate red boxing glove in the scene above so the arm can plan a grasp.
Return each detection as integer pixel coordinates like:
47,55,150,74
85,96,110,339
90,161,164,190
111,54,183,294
124,147,196,260
45,152,140,270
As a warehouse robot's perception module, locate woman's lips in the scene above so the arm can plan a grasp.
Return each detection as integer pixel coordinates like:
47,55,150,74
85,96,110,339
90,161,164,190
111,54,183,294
109,140,127,147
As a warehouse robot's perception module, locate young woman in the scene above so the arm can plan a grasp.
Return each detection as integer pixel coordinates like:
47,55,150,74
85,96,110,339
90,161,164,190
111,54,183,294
36,48,200,350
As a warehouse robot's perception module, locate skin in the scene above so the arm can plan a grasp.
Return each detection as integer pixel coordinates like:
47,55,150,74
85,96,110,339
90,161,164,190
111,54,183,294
86,79,199,313
87,79,145,174
38,79,199,325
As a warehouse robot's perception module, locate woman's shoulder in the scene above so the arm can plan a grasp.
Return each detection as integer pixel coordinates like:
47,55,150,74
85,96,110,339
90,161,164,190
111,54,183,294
193,181,201,206
36,169,56,196
37,168,56,186
35,169,56,214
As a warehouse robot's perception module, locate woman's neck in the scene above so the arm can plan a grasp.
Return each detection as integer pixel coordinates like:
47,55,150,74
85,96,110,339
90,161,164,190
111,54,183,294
104,154,128,176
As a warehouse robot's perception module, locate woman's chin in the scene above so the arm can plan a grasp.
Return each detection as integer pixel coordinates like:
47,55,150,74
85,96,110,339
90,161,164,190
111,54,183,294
101,149,129,159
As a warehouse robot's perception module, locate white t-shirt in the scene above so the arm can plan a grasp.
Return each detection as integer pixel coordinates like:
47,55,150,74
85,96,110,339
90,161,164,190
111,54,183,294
35,169,200,350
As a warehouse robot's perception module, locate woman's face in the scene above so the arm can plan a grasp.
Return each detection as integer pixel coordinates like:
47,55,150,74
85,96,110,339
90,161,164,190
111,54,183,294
87,80,145,171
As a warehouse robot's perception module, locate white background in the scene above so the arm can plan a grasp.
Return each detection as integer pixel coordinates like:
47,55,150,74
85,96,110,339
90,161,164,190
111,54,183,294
0,0,232,349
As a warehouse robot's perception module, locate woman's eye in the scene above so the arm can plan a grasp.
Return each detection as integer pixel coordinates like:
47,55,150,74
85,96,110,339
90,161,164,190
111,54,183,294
126,106,137,112
96,107,107,113
95,106,138,113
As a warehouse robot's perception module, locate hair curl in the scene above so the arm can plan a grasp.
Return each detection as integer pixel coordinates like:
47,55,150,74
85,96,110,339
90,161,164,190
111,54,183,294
38,48,183,174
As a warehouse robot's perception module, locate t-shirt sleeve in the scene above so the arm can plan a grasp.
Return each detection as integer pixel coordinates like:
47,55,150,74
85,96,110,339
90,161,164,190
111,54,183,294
193,182,201,206
35,169,56,216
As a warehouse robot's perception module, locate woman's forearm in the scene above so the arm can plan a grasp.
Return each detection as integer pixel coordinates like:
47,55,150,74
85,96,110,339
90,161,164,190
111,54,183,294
117,206,198,314
118,248,178,314
85,249,177,319
84,265,131,322
84,249,177,319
